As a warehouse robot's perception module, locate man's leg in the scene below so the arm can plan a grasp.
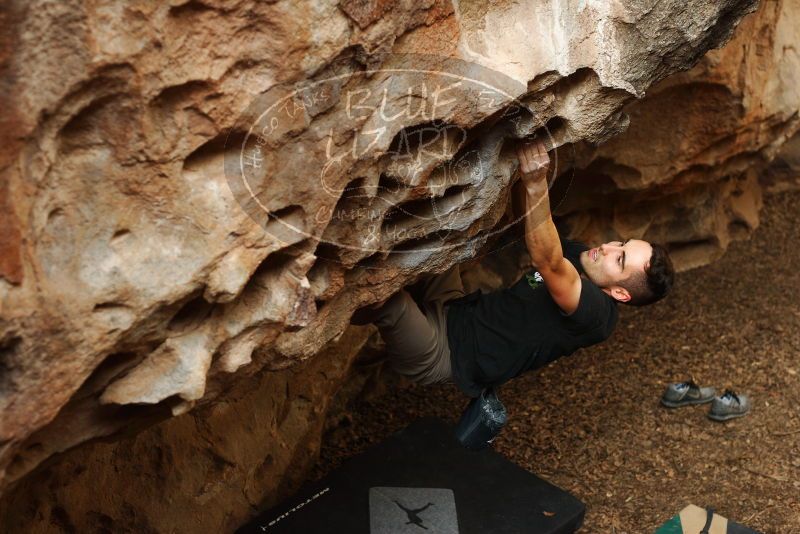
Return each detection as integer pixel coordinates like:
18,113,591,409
375,264,466,384
419,263,466,305
417,264,466,383
372,290,442,383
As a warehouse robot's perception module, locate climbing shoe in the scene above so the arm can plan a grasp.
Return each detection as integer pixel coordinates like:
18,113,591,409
707,389,750,422
660,380,716,408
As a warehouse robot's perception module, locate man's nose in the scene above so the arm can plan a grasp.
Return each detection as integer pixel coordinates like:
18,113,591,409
600,243,620,254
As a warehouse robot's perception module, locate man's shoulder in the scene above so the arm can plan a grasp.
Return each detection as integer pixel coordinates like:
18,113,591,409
568,276,618,329
578,276,617,309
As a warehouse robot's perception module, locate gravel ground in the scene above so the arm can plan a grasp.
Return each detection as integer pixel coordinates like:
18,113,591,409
313,189,800,533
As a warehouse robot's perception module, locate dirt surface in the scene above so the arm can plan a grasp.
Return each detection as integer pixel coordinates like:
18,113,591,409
313,190,800,533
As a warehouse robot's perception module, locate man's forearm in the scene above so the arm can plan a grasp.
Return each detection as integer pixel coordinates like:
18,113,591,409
516,139,581,314
524,184,564,272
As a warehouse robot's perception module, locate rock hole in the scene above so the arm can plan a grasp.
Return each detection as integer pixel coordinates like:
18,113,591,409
25,442,43,453
384,121,468,186
60,95,115,135
340,176,368,197
111,228,131,241
728,220,751,240
75,352,142,397
183,130,246,173
152,80,212,109
377,172,404,195
242,243,305,294
267,204,304,224
381,185,466,232
307,254,339,302
391,235,441,254
354,251,384,270
440,183,470,202
0,335,22,356
5,448,36,485
529,116,568,147
209,450,235,472
381,190,439,226
167,293,214,335
0,335,22,395
313,242,341,262
92,302,130,312
58,94,121,152
46,208,64,226
87,511,115,533
263,204,307,244
50,505,77,533
545,116,567,133
168,0,215,18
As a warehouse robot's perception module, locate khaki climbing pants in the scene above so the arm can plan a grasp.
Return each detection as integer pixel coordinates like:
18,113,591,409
373,264,466,385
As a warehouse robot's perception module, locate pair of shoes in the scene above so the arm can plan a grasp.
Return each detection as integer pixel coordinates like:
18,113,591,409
661,381,751,421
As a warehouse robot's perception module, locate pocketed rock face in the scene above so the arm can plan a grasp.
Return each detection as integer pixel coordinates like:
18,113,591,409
0,0,788,527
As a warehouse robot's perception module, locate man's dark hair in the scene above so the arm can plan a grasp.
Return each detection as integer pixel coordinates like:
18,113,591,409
619,243,675,306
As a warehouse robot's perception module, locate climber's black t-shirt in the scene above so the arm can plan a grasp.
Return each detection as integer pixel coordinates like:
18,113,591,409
446,239,618,397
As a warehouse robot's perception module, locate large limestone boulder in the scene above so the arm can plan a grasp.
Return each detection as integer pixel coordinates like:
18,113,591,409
5,1,799,531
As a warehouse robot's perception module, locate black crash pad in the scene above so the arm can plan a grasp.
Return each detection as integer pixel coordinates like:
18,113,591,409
238,417,585,534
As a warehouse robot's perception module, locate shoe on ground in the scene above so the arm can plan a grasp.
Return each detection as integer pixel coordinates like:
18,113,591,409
707,389,750,422
661,380,716,408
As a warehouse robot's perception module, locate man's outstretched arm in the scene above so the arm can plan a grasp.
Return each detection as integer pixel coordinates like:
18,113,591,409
517,140,582,315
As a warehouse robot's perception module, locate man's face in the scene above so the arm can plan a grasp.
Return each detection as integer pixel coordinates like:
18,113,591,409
579,239,653,301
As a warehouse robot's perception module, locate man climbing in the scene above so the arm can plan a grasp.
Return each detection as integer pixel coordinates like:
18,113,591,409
352,138,675,398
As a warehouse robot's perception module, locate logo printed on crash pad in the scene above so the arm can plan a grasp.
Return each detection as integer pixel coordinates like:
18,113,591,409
369,487,459,533
394,500,434,529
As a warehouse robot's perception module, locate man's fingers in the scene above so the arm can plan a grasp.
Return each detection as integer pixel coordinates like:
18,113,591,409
521,144,534,172
534,142,549,167
517,139,551,174
535,141,547,161
516,146,528,172
522,144,532,167
532,145,548,169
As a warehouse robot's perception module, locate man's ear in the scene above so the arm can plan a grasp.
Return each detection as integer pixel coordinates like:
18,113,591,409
604,286,631,303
